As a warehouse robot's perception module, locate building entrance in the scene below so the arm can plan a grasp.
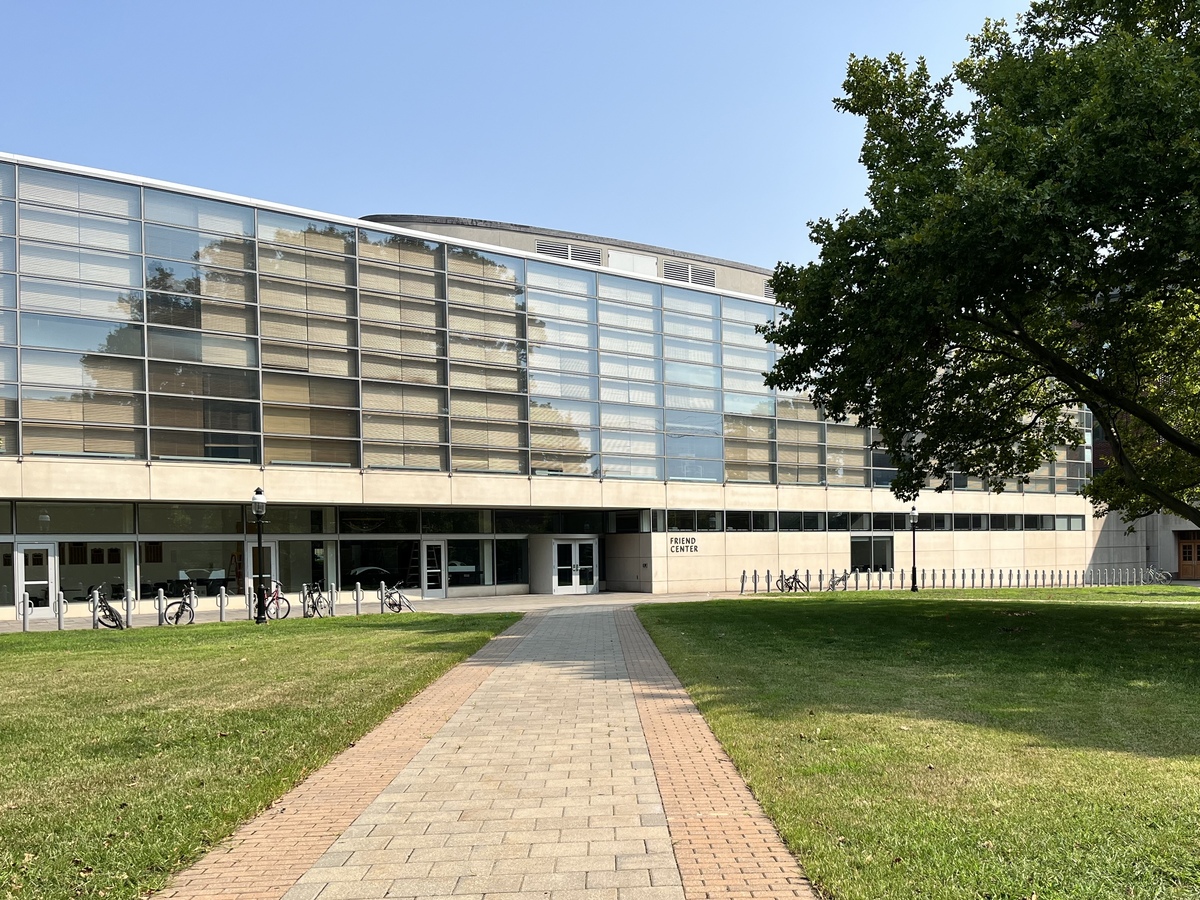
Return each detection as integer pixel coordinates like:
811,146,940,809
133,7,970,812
1179,538,1199,579
423,540,447,599
552,540,597,595
15,543,56,618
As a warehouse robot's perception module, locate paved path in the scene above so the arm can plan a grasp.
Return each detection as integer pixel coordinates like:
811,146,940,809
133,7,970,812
157,604,815,900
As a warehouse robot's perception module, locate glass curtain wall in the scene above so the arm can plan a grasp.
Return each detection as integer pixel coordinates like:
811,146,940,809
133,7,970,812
0,159,1092,491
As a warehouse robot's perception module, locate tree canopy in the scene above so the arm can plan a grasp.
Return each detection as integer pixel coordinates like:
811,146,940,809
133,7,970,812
762,0,1200,527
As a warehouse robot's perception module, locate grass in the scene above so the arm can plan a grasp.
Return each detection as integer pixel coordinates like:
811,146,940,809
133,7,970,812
637,588,1200,900
0,611,519,900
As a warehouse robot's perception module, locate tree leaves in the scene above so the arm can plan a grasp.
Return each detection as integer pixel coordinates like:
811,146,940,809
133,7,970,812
764,0,1200,525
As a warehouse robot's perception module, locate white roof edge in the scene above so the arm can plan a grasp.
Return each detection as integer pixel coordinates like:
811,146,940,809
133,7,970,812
0,151,776,305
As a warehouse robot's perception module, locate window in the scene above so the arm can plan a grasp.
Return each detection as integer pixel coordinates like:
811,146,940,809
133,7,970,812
667,510,696,531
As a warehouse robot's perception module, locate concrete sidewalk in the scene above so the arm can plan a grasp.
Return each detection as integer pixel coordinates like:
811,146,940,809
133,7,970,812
0,591,719,633
156,603,816,900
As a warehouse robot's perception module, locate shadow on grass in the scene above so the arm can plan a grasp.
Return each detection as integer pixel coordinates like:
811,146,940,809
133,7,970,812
639,596,1200,758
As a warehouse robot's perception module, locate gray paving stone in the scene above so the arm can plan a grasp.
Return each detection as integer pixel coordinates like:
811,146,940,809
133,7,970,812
285,610,687,900
279,884,324,900
312,881,396,899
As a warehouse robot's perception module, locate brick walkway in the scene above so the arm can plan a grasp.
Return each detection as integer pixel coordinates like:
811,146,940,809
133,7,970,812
156,605,816,900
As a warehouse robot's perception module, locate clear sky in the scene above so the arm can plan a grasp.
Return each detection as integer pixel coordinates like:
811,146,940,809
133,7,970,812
1,0,1030,270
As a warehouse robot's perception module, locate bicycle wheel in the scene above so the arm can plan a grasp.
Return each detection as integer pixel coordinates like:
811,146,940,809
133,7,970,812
312,595,327,618
98,605,123,629
267,595,290,619
163,600,194,625
383,589,402,612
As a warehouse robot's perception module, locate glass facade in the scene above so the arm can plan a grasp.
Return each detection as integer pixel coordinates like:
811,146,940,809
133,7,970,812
0,159,1093,490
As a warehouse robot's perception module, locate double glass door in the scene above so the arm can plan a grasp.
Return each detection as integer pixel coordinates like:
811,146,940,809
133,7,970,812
553,540,597,595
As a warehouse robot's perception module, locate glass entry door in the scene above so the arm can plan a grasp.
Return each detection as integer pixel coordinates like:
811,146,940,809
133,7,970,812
246,540,277,603
553,540,598,595
15,543,56,618
422,540,446,599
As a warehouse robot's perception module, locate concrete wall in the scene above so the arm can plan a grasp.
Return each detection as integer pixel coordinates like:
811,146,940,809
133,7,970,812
0,457,1149,595
605,533,653,592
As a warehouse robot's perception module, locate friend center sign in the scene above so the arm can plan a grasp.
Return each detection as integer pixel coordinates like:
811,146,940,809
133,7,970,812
669,536,700,554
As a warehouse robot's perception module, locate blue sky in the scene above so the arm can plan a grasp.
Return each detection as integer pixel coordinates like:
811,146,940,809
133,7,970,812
2,0,1029,269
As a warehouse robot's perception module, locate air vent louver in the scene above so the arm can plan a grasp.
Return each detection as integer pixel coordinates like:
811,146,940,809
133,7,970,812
663,260,690,281
535,240,570,259
536,240,602,266
664,260,716,286
569,245,602,265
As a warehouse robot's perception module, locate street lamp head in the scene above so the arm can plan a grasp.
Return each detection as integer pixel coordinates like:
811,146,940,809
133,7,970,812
909,505,919,528
252,487,266,518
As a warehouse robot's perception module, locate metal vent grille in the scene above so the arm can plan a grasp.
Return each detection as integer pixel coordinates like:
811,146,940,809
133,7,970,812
663,260,690,281
663,260,716,286
536,240,602,266
535,240,570,259
569,245,602,265
763,281,776,300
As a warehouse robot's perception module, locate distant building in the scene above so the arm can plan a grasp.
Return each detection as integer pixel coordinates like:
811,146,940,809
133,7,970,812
0,154,1145,619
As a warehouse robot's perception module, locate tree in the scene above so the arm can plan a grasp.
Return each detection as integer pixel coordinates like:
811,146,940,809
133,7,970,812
762,0,1200,528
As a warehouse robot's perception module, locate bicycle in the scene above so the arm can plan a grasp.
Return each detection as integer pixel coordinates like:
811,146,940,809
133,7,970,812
775,571,809,593
383,582,415,612
826,571,850,591
89,583,125,629
265,581,290,619
163,581,196,626
1146,565,1174,585
302,581,330,618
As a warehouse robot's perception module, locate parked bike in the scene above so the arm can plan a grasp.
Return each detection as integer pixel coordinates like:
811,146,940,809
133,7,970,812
1146,565,1174,585
382,582,416,612
265,581,290,619
302,581,330,618
775,572,809,593
163,581,196,625
826,571,850,591
89,583,125,629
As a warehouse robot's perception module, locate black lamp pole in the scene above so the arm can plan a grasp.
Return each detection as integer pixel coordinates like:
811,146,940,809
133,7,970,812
253,487,267,624
910,505,919,593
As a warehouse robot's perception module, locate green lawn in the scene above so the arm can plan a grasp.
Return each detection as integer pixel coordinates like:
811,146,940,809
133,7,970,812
638,589,1200,900
0,612,519,900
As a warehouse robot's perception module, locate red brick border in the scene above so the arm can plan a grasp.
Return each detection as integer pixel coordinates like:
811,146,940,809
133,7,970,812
154,614,540,900
616,607,818,900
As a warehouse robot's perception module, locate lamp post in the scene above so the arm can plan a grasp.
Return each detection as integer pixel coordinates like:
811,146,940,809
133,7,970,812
910,505,919,593
252,487,267,624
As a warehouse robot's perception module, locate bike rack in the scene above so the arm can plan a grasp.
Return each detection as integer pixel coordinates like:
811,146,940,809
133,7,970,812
153,589,166,626
379,581,387,614
123,588,135,628
353,582,363,616
55,591,67,630
217,586,228,622
19,592,29,632
329,588,337,617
